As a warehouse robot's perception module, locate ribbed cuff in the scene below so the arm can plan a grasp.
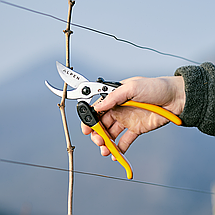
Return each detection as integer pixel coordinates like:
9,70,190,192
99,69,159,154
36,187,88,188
174,65,208,127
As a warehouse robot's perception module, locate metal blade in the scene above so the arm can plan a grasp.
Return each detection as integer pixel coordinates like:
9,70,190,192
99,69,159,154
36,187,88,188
45,80,64,98
45,80,93,103
56,61,89,88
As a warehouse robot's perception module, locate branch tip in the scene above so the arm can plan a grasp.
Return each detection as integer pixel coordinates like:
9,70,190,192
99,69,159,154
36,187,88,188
69,0,75,6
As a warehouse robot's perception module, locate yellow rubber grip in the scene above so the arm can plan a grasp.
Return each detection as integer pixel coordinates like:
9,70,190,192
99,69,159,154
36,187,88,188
91,121,133,179
121,101,182,126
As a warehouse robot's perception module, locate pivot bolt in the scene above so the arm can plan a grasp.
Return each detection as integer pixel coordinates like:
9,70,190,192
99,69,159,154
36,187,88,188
82,86,91,95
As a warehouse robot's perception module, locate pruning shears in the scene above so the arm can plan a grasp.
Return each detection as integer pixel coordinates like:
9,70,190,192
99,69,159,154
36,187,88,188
45,61,182,179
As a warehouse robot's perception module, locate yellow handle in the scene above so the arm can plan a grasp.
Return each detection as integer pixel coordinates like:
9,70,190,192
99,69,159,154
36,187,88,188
121,101,182,126
90,101,181,179
91,122,133,179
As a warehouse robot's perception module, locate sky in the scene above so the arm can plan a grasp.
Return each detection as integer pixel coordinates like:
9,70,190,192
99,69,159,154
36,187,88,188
0,0,215,215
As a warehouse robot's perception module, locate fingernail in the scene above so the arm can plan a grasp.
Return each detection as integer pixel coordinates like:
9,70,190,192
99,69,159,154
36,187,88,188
111,155,117,161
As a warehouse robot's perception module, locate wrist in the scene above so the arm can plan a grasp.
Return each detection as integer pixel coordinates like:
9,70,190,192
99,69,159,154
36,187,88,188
162,76,185,116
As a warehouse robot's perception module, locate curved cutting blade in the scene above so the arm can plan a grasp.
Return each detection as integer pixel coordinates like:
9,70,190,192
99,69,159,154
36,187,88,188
56,61,89,88
45,80,64,98
45,80,93,103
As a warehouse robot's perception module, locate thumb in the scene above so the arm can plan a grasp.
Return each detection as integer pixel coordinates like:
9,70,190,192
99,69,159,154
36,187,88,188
94,83,135,112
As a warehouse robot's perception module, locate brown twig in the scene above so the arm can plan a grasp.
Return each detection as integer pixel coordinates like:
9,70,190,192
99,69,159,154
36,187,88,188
58,1,75,215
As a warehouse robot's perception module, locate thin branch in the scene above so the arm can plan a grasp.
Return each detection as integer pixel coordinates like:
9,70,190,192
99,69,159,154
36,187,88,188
57,1,75,215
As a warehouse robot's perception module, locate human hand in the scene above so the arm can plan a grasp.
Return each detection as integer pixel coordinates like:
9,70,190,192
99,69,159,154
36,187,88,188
81,76,185,160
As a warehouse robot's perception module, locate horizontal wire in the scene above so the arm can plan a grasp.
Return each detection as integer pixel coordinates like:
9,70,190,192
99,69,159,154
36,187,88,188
0,0,200,64
0,158,213,195
0,0,210,196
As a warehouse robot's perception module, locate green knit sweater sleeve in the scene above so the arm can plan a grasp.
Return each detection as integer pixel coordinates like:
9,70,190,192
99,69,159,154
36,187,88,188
174,62,215,136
